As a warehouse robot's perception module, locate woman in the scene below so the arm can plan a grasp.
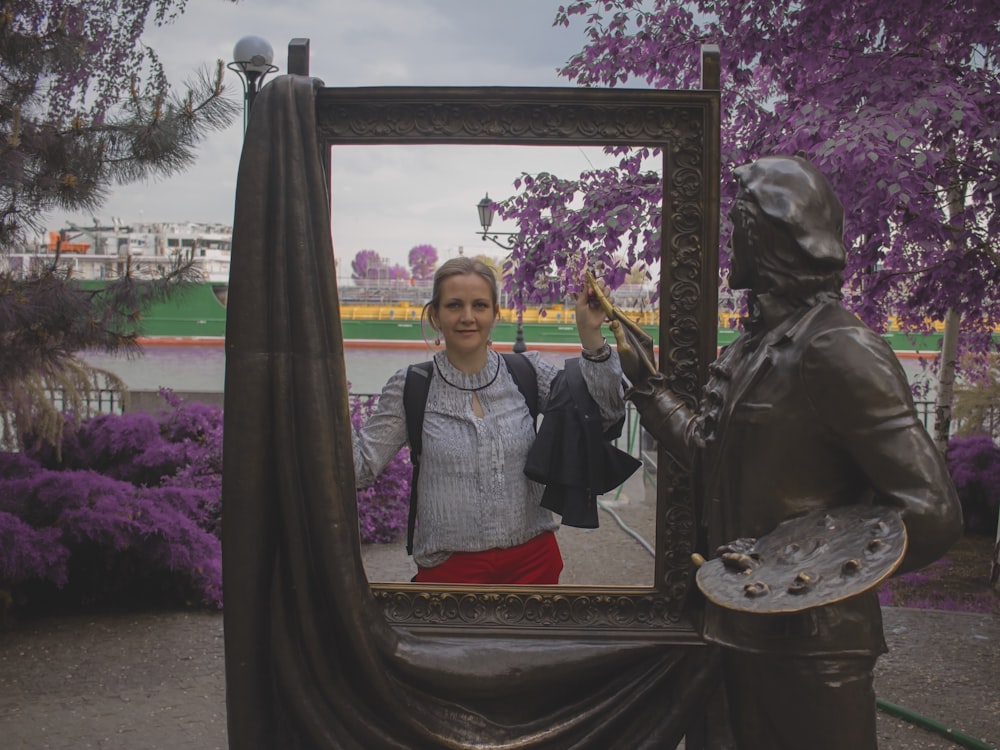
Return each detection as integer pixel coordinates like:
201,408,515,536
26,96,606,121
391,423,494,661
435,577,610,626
352,257,625,584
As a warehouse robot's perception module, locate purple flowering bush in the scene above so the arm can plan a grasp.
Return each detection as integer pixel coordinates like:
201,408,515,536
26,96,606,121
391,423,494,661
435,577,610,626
0,391,224,613
946,434,1000,536
876,437,1000,615
878,554,1000,615
350,391,411,544
0,454,71,593
1,387,411,614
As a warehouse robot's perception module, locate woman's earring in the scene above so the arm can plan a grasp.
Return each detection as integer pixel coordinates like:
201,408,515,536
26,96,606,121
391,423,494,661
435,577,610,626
434,334,441,346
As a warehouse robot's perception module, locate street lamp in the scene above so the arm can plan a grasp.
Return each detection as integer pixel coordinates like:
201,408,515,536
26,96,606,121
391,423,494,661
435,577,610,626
476,194,519,250
228,35,279,132
476,194,526,352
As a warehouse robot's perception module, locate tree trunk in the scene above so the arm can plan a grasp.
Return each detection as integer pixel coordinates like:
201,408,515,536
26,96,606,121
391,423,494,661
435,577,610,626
992,527,999,590
933,171,966,453
932,307,960,452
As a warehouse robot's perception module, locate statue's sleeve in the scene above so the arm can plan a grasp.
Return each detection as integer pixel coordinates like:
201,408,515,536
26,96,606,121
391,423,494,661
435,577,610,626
801,325,963,573
626,373,699,469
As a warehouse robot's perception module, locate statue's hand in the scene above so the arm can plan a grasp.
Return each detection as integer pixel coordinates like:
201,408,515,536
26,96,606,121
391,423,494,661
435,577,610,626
609,318,657,385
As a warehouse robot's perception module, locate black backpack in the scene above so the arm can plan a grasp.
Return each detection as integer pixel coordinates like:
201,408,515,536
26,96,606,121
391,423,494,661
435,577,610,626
402,353,539,555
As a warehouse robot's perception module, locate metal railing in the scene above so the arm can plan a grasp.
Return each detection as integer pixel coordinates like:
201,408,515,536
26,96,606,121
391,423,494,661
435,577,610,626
46,387,125,415
612,399,992,460
44,388,992,447
912,400,999,439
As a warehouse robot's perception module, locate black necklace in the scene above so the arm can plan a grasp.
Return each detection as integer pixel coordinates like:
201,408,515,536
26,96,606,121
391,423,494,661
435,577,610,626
433,354,501,392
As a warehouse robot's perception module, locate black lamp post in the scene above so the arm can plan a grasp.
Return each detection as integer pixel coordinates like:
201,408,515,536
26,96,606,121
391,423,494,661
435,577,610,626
476,194,526,353
476,193,520,250
227,35,279,132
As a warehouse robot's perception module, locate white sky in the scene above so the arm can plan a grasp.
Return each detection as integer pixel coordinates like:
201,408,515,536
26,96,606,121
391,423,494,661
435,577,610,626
45,0,619,268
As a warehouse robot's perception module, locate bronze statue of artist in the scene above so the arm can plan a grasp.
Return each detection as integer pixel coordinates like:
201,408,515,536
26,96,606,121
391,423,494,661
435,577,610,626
610,155,963,750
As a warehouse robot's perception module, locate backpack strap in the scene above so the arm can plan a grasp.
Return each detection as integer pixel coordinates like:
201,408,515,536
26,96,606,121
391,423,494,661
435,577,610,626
401,353,539,556
403,361,433,555
501,352,539,425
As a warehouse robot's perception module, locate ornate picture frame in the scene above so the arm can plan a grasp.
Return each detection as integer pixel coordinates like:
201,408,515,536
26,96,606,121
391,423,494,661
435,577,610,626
311,49,720,641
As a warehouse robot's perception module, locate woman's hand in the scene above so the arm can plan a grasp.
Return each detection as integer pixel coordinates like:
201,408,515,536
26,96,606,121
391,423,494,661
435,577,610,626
581,270,657,383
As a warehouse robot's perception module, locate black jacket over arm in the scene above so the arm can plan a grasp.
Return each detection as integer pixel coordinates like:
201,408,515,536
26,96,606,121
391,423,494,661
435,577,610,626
525,358,641,528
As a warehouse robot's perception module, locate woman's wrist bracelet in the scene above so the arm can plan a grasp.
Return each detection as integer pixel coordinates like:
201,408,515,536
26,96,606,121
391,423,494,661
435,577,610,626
581,338,612,362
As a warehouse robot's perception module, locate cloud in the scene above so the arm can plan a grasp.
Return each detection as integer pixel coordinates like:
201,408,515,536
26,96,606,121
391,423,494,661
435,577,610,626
45,0,594,266
330,144,619,263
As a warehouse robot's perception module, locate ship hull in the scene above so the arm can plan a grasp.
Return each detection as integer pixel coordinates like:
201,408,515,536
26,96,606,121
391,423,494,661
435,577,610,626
80,280,962,356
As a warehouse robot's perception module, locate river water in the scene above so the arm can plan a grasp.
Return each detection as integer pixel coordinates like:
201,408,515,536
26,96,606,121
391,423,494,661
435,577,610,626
81,345,574,395
82,343,935,400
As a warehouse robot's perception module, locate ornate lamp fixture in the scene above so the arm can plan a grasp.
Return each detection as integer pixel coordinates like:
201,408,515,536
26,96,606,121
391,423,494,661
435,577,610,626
475,194,526,352
476,194,519,250
228,35,279,132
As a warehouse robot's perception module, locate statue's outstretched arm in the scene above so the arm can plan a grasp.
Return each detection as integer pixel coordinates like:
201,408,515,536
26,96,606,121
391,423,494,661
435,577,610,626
588,273,699,468
627,373,698,469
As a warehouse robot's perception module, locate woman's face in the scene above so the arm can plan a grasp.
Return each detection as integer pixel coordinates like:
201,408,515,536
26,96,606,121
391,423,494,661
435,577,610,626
432,273,499,357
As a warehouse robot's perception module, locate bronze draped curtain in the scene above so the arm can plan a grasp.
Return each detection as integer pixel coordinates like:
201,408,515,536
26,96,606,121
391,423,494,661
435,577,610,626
221,74,716,750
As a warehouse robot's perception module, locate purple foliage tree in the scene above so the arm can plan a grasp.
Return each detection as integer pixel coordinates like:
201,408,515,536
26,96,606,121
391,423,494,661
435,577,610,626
0,258,204,450
388,263,411,282
499,2,1000,364
351,249,385,281
1,0,238,450
1,0,239,250
408,244,438,280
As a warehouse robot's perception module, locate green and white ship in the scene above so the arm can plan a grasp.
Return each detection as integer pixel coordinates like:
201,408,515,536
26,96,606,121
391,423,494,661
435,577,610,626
7,222,966,356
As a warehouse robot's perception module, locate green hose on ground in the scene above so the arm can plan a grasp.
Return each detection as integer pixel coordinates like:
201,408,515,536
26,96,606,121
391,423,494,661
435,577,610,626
876,699,996,750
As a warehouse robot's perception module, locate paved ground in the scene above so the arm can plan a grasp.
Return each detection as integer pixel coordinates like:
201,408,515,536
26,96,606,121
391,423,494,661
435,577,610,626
1,471,997,749
1,607,997,749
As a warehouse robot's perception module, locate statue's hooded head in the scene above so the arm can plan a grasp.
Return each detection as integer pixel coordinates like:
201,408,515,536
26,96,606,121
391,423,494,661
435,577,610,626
728,155,846,296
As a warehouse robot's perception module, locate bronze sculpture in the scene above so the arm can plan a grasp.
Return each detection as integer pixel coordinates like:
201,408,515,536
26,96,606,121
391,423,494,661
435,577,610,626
612,154,964,750
222,72,723,750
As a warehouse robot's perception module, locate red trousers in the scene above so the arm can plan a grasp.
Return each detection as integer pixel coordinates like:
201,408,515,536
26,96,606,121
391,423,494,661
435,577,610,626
414,531,563,585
